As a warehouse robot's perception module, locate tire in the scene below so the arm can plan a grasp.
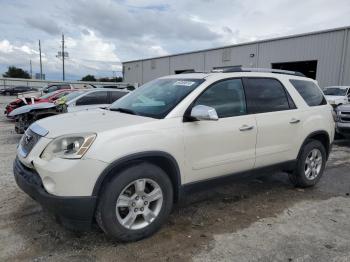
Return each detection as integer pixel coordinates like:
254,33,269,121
95,162,173,242
289,139,327,188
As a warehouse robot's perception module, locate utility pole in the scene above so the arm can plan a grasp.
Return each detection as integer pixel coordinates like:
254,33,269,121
62,34,65,81
39,40,43,80
29,60,32,79
112,71,116,82
56,34,68,81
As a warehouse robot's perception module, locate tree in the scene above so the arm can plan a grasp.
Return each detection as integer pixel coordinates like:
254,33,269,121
81,74,96,81
3,66,31,79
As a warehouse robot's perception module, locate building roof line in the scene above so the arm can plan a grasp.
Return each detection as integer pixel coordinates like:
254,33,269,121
122,25,350,64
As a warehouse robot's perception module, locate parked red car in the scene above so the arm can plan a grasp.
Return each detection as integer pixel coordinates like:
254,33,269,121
4,89,75,117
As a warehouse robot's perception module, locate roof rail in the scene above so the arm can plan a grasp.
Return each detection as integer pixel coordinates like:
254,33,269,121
179,70,206,74
211,66,305,77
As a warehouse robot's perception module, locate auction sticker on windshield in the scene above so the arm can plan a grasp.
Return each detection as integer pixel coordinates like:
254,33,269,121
173,80,196,86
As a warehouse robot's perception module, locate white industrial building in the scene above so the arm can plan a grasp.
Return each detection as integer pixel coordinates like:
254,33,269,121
123,26,350,88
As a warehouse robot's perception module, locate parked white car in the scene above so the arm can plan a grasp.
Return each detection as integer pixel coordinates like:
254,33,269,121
14,68,335,242
323,86,350,106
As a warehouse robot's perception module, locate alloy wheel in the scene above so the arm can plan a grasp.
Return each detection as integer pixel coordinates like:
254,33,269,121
304,149,323,180
115,178,163,230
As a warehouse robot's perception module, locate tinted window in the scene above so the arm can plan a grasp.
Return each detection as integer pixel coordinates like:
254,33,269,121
16,86,28,90
110,91,127,103
57,85,71,90
290,80,326,106
47,86,58,93
194,79,246,118
244,78,290,113
76,91,109,106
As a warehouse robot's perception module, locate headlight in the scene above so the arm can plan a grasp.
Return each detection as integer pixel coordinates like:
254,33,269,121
41,133,96,161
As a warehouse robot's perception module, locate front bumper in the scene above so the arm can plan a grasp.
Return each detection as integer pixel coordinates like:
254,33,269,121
13,157,97,230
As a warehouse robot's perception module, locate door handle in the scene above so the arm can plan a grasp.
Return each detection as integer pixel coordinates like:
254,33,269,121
239,125,254,131
289,118,300,124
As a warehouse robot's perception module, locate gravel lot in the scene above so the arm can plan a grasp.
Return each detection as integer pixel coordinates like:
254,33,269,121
0,95,349,262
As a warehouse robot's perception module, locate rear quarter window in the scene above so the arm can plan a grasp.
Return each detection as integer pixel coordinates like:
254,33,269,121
289,80,327,107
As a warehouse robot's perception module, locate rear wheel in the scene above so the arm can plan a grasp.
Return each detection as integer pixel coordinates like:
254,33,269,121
289,139,326,187
95,162,173,242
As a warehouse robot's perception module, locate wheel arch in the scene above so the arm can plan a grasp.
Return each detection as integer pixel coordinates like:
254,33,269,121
92,151,182,202
299,130,331,159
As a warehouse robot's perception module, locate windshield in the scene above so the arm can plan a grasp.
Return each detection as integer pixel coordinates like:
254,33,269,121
64,91,85,101
55,91,85,105
110,78,204,118
323,87,348,96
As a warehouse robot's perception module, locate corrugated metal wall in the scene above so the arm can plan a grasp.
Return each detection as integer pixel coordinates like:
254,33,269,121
204,44,257,71
170,52,205,73
342,28,350,85
257,30,345,87
123,27,350,88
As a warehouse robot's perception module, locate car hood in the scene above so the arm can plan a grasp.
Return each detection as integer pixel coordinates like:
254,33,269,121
337,104,350,112
8,102,55,117
325,95,345,102
35,108,156,138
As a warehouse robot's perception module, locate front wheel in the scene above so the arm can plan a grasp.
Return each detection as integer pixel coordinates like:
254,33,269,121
289,139,327,187
95,162,173,242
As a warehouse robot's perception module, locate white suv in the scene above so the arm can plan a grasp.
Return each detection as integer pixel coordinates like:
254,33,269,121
14,68,335,242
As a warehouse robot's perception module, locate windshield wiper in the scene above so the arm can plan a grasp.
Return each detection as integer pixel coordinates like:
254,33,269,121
110,107,138,115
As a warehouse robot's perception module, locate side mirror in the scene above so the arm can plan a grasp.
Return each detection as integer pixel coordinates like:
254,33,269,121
190,105,219,121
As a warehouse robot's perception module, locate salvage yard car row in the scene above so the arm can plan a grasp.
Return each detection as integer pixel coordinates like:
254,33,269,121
4,87,129,133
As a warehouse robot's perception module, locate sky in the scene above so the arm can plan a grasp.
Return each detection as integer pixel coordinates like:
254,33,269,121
0,0,349,80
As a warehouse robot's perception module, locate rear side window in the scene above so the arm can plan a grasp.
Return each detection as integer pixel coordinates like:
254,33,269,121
194,79,246,118
47,86,58,93
110,91,127,103
290,80,326,106
76,91,109,105
243,78,291,114
58,85,71,90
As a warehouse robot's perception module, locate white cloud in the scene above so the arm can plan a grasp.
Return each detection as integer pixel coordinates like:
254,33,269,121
0,40,14,53
0,31,122,79
0,0,350,79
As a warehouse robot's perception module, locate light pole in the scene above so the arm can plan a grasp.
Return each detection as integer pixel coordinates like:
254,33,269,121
62,34,65,81
39,40,43,79
29,59,32,79
56,34,69,81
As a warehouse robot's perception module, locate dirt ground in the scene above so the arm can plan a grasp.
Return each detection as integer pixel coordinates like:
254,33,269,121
0,95,349,262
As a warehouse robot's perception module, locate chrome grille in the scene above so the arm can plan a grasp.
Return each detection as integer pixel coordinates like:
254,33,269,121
20,128,41,157
339,111,350,123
